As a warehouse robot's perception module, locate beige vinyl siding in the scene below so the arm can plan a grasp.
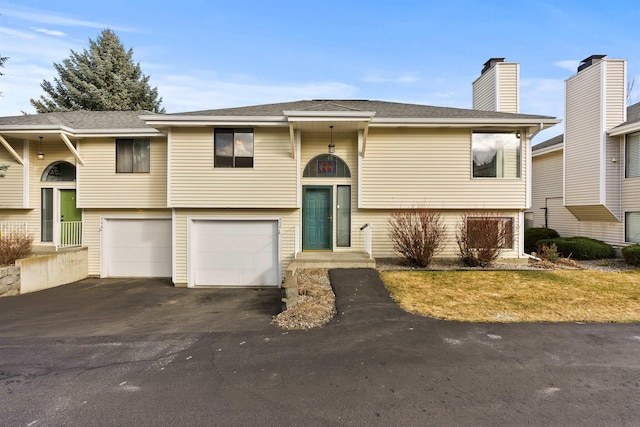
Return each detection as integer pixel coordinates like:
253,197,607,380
173,208,298,286
603,61,626,218
83,209,171,276
353,209,522,259
170,127,296,208
497,63,519,114
360,128,526,209
77,137,167,208
565,63,603,207
472,66,497,111
0,140,24,208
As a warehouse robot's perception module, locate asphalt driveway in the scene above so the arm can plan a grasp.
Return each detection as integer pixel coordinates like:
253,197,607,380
1,270,640,426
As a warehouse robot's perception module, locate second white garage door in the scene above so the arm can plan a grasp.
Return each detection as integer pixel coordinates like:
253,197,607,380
190,219,280,287
103,218,172,278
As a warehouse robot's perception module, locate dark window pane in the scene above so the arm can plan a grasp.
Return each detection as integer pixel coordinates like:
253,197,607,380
235,156,253,168
116,139,133,173
215,155,234,168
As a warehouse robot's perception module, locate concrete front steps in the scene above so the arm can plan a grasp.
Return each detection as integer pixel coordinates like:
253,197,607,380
281,252,376,309
289,251,376,270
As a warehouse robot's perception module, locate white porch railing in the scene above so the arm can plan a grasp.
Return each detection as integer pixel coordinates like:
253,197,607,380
0,221,28,238
294,223,300,258
360,223,372,258
57,221,82,250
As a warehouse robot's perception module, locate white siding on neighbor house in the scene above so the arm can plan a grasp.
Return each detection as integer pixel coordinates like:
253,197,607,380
172,208,298,287
605,135,622,219
83,209,171,276
169,127,296,208
532,149,624,247
77,137,167,208
565,63,603,208
360,128,527,209
531,150,564,228
472,66,497,111
497,63,519,114
0,139,24,209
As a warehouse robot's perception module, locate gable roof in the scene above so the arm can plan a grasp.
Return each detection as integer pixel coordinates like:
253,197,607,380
533,134,563,152
608,101,640,136
171,99,555,120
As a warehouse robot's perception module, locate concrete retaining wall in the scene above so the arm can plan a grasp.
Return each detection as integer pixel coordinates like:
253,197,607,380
16,247,89,294
0,265,20,297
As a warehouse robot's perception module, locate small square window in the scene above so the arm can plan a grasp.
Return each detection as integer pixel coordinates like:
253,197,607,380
214,129,254,168
116,139,150,173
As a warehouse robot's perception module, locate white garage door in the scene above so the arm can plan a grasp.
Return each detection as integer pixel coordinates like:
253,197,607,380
104,218,172,277
191,219,280,287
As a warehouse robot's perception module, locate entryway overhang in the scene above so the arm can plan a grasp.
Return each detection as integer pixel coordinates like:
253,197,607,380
284,110,375,159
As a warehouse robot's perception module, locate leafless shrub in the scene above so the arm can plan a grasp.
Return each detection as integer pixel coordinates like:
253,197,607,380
388,209,446,267
0,233,33,266
457,213,513,267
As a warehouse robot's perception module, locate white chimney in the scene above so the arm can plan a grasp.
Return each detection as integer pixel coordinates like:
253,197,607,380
472,58,519,114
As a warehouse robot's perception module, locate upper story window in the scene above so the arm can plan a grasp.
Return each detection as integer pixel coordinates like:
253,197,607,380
625,131,640,178
116,138,150,173
303,154,351,178
214,128,254,168
472,132,521,178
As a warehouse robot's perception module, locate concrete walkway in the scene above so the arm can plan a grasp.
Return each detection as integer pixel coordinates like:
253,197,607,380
1,270,640,426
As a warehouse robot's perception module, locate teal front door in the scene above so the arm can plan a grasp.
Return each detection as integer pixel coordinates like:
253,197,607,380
303,186,332,250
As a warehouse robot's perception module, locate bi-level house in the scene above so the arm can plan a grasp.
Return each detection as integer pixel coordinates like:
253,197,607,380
531,55,640,249
0,59,558,288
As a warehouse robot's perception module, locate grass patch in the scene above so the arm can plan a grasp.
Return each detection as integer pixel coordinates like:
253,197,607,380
381,270,640,323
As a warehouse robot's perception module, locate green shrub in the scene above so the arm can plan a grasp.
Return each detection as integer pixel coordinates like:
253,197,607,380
536,236,615,260
622,244,640,266
524,227,559,253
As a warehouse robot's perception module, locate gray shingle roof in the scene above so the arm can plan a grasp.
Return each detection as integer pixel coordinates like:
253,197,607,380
0,110,157,129
172,100,555,120
533,134,563,151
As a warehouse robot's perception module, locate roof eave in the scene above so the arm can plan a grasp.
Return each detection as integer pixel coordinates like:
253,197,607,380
532,144,563,157
608,121,640,137
369,117,560,128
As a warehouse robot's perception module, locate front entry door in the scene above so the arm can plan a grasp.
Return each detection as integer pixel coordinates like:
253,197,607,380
59,189,81,246
303,186,332,250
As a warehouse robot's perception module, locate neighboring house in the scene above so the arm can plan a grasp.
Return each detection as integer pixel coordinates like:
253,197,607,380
0,59,558,287
531,54,640,249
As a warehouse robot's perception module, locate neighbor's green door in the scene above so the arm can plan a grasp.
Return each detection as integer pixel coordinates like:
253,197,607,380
60,190,81,222
59,189,81,245
303,186,332,250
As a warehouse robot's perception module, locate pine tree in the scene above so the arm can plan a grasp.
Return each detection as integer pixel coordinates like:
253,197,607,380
0,53,7,97
30,29,164,113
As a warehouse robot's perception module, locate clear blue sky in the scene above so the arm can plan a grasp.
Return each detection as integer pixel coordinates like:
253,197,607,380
1,0,639,143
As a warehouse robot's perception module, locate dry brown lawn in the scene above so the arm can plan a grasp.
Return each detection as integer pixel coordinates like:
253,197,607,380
382,270,640,322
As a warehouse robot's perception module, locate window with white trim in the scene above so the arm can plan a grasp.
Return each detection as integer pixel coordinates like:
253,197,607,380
625,131,640,178
214,128,254,168
472,132,521,178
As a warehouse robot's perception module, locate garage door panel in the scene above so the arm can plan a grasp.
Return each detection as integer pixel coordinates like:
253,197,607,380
106,219,172,278
191,220,279,287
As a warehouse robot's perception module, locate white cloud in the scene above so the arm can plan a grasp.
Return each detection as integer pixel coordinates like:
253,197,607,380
0,4,133,32
157,74,358,112
553,60,580,72
361,72,419,84
32,27,67,37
